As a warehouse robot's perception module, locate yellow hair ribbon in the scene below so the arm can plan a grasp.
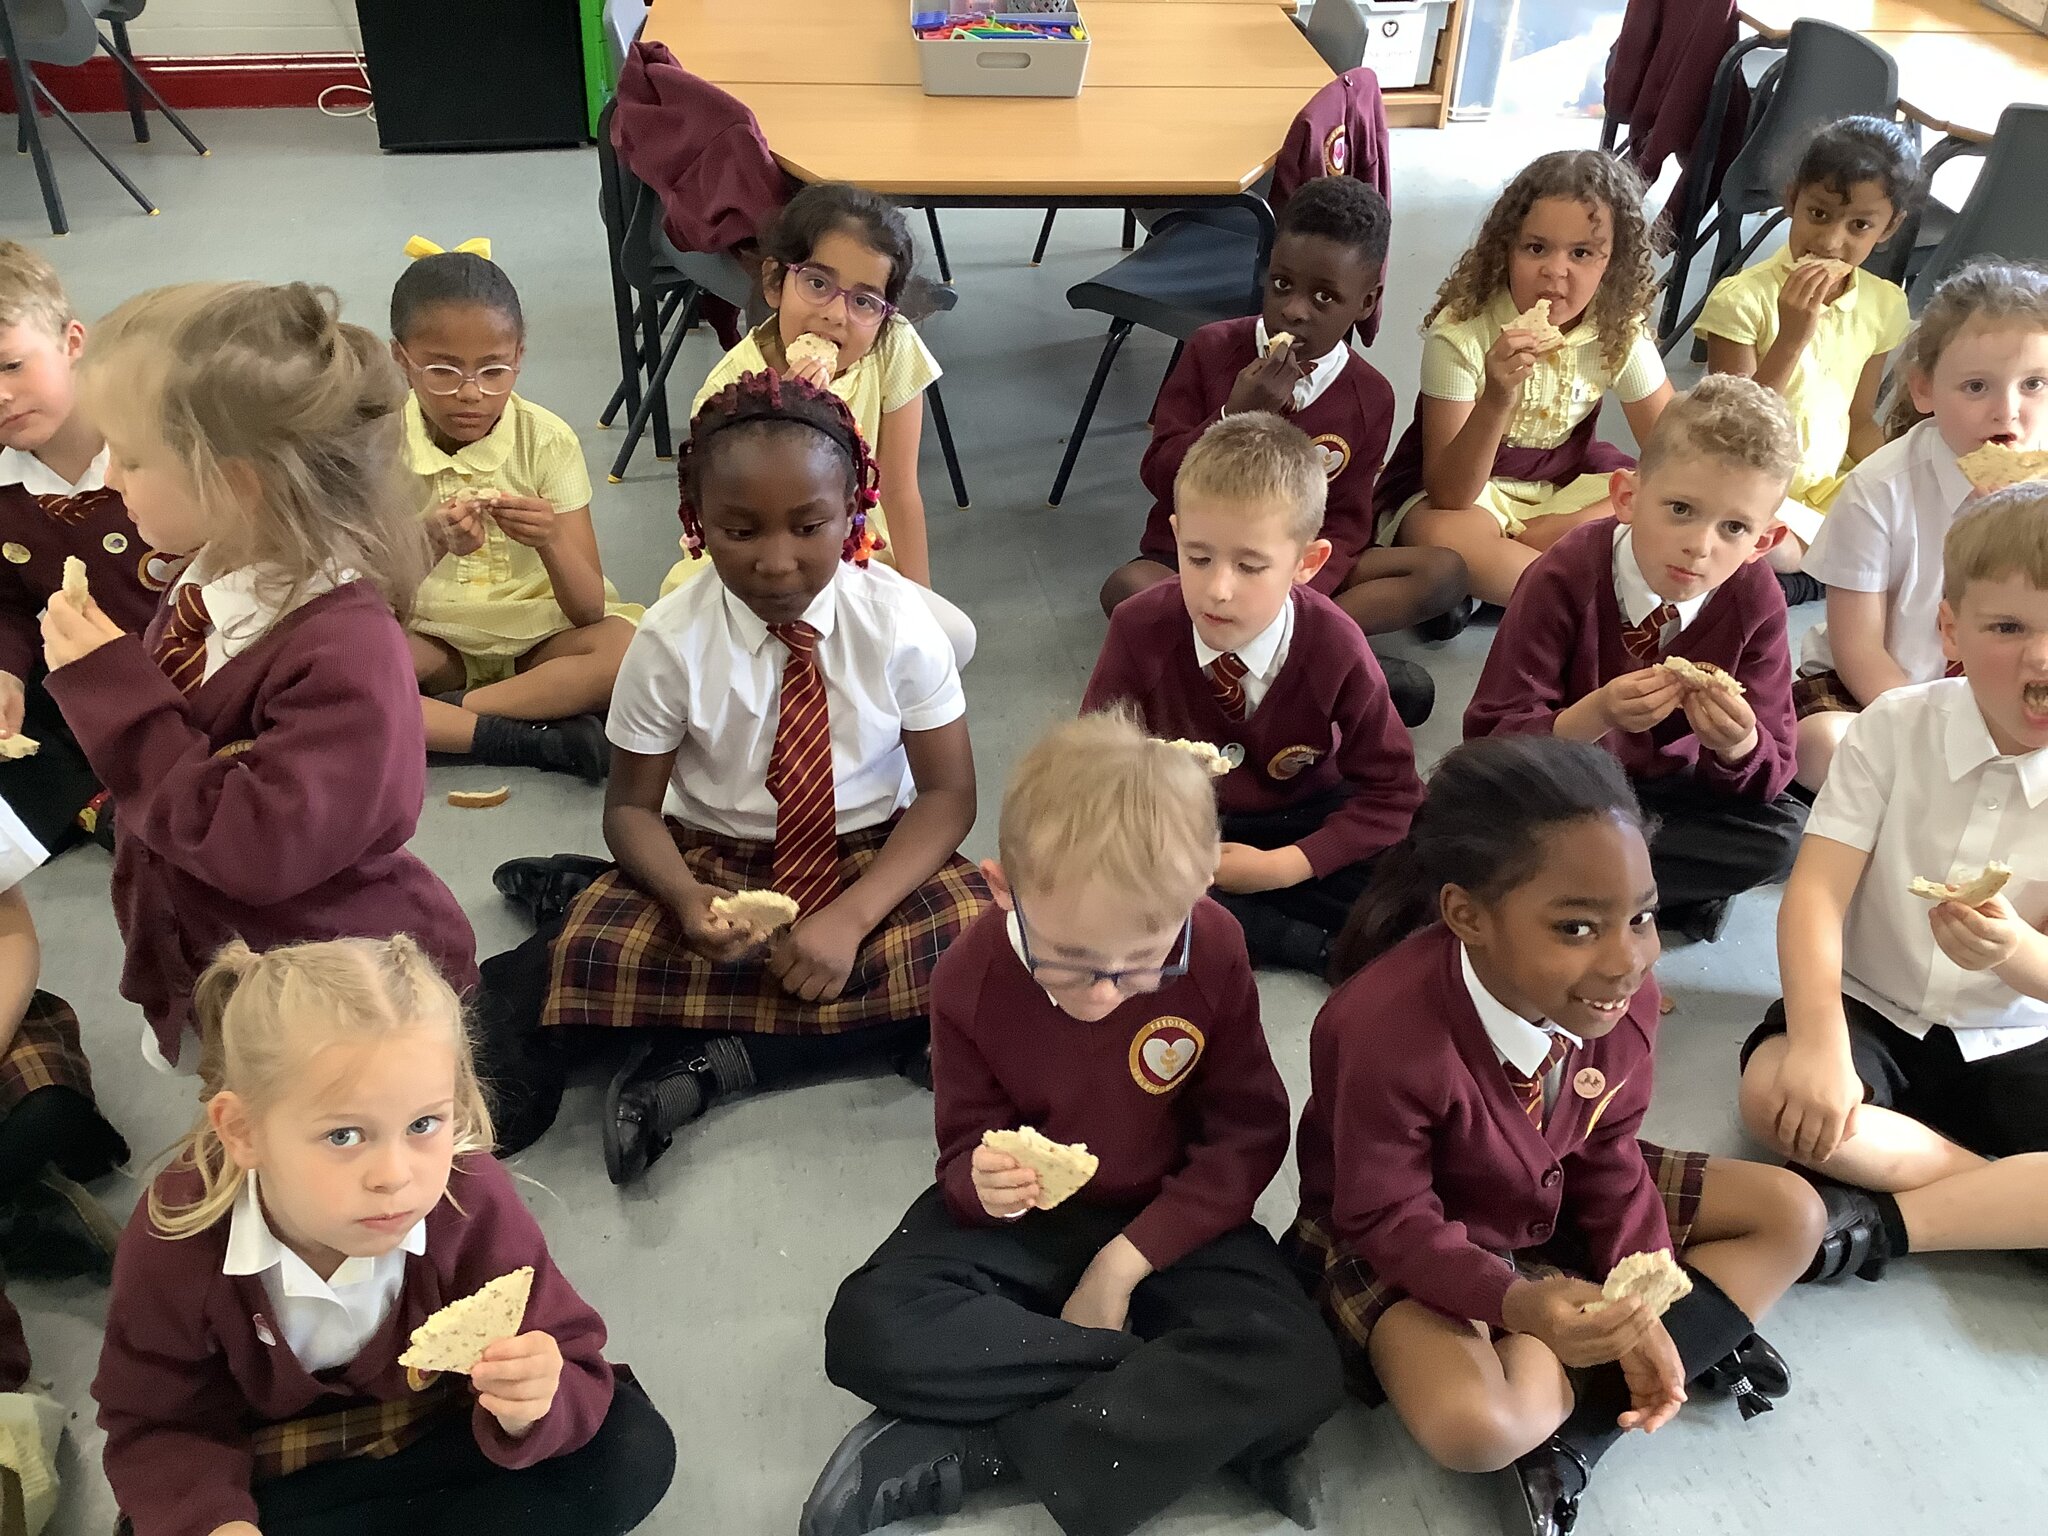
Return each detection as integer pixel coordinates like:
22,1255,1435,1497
404,235,493,261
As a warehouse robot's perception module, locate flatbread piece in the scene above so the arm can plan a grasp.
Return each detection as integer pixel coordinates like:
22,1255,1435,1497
1956,442,2048,494
1584,1249,1692,1318
397,1266,534,1374
1660,655,1746,697
711,889,801,935
786,332,840,376
1509,298,1565,356
60,556,88,612
0,735,38,760
1158,738,1232,777
1265,330,1296,358
1909,861,2012,906
1793,255,1853,282
446,786,511,809
981,1126,1099,1210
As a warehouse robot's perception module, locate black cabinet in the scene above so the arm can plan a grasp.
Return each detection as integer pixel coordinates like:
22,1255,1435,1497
355,0,588,151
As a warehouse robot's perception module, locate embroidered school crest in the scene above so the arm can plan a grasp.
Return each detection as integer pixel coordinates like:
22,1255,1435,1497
1310,433,1351,480
1129,1017,1204,1094
1322,124,1349,177
139,551,184,590
1268,744,1323,780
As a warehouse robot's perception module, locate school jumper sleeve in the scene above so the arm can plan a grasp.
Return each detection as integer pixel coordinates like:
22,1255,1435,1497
1291,642,1425,877
1462,544,1583,740
1691,581,1798,801
931,940,1023,1230
1138,335,1233,514
1552,1015,1674,1275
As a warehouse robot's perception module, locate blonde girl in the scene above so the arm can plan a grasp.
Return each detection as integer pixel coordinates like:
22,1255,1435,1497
93,936,674,1536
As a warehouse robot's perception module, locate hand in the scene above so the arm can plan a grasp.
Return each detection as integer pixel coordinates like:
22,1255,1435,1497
1767,1034,1864,1164
1596,666,1685,735
768,904,865,1002
1059,1235,1153,1332
1930,892,2027,973
40,594,125,672
1481,329,1544,404
1678,679,1759,762
487,495,561,550
1616,1321,1688,1432
428,495,488,558
1775,260,1837,342
0,672,22,737
673,883,761,966
1224,342,1303,416
209,1524,264,1536
470,1330,563,1437
1501,1275,1654,1367
786,346,835,390
1213,842,1311,895
971,1142,1040,1218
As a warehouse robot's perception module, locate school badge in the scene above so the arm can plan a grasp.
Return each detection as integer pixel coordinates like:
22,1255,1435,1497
1129,1017,1204,1094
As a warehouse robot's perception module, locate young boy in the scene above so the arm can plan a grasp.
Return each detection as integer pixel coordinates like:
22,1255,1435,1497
0,243,176,854
805,713,1341,1536
1082,412,1424,976
1463,375,1808,944
1099,176,1466,728
1740,487,2048,1280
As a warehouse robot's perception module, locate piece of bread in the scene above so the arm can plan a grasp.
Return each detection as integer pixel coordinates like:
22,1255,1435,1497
446,786,511,809
1585,1249,1693,1318
981,1126,1099,1210
398,1267,534,1374
0,735,38,760
1158,738,1232,777
1956,442,2048,494
786,333,840,376
710,889,801,934
1509,298,1565,356
1909,861,2012,906
60,556,88,612
1793,255,1853,282
1660,655,1746,697
1265,331,1296,358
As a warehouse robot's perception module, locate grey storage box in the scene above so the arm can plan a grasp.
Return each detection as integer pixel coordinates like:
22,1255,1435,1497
1979,0,2048,33
915,6,1091,97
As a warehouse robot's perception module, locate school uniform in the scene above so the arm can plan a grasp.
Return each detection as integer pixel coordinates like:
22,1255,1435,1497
94,1154,674,1536
824,901,1342,1536
1286,924,1708,1401
1136,316,1397,596
1464,516,1805,917
1742,680,2048,1154
44,565,477,1070
542,558,990,1038
1081,580,1422,954
0,447,180,851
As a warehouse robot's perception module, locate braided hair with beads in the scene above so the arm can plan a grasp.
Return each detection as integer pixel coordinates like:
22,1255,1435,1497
675,369,884,566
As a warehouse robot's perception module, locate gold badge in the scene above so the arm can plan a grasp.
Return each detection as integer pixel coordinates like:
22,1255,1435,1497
102,531,128,554
1573,1067,1607,1100
1129,1016,1205,1094
1309,433,1351,481
1,543,26,565
1267,744,1323,780
1322,124,1348,177
405,1365,442,1393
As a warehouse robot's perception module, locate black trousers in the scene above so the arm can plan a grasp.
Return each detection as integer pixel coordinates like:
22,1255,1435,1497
252,1376,675,1535
0,678,99,855
1216,793,1379,938
825,1186,1344,1536
1633,774,1806,912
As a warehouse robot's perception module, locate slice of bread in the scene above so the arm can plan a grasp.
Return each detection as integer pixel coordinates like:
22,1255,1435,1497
397,1267,535,1374
1584,1249,1692,1318
981,1126,1099,1210
1956,442,2048,494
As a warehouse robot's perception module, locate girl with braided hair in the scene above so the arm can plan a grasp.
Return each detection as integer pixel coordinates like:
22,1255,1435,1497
491,371,989,1185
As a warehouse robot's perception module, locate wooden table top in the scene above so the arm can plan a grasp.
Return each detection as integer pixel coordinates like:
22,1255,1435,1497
1880,26,2048,140
1738,0,2043,38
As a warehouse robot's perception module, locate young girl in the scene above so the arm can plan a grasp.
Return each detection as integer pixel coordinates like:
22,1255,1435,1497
39,282,478,1072
1377,151,1674,607
1699,116,1921,586
1288,737,1821,1536
513,371,988,1185
658,181,977,665
394,249,642,782
93,936,675,1535
1792,258,2048,788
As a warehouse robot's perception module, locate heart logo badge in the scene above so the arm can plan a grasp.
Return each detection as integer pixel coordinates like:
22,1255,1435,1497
1129,1017,1205,1095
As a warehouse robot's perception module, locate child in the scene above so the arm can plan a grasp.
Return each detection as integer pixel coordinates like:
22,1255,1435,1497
38,282,477,1073
659,181,977,665
94,936,675,1535
1792,258,2048,790
1293,737,1821,1536
1464,376,1808,944
0,241,182,855
393,249,643,782
1378,150,1674,607
1102,176,1466,715
518,371,988,1185
1740,488,2048,1282
1697,117,1919,586
1082,413,1423,974
807,713,1341,1536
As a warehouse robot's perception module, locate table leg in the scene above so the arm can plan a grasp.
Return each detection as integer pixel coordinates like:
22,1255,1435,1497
0,0,65,235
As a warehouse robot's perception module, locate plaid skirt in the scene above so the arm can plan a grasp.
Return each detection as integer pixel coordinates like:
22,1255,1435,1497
1792,669,1861,720
542,820,992,1037
1283,1140,1709,1406
1,992,96,1111
250,1376,461,1480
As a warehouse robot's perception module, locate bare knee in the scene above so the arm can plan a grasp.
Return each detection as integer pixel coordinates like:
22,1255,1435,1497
1795,713,1848,792
1405,1395,1537,1474
1761,1163,1829,1253
1737,1038,1797,1159
1099,559,1170,617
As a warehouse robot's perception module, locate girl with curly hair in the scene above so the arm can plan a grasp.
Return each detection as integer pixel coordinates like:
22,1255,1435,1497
1374,151,1674,606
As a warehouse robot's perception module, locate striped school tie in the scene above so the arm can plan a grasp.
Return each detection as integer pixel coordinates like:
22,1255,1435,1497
152,582,213,696
1620,602,1678,665
766,621,842,916
1504,1031,1573,1128
1205,651,1250,721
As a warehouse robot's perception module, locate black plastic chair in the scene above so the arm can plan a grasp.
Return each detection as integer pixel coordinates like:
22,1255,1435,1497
1299,0,1368,72
1899,104,2048,310
1657,18,1898,350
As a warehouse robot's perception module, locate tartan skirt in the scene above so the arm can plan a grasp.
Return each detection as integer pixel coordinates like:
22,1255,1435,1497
250,1377,461,1481
542,819,992,1037
1792,668,1861,720
1282,1140,1709,1406
2,991,97,1111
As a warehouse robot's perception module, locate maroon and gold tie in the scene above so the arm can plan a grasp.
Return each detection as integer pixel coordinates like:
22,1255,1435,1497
766,621,842,916
1620,602,1679,665
152,583,213,696
1504,1031,1573,1127
1205,651,1250,721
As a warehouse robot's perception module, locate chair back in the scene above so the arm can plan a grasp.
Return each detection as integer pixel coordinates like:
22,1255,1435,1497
4,0,102,67
1714,19,1897,220
1908,104,2048,310
603,0,649,77
1300,0,1367,74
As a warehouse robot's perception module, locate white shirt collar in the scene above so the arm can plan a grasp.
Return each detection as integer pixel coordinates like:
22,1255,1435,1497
1461,943,1581,1076
0,443,108,497
222,1171,427,1293
722,566,842,657
1254,318,1349,412
1908,419,1978,513
1939,679,2048,807
1612,524,1710,631
1191,594,1293,685
174,559,348,659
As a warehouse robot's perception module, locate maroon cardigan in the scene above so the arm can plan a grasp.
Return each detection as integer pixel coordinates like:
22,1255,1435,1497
1462,516,1797,801
1603,0,1748,225
1081,581,1422,877
1294,924,1672,1329
932,900,1289,1272
95,1155,616,1536
45,580,477,1060
0,482,173,681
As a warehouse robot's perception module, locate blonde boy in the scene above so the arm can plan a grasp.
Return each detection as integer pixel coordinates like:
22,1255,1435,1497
807,712,1340,1536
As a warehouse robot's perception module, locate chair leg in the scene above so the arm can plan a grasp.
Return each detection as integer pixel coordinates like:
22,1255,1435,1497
34,83,155,216
1146,340,1184,426
1029,208,1058,267
926,381,969,510
107,21,148,143
0,32,65,235
1048,320,1134,508
1121,208,1137,250
602,289,688,427
1661,210,1784,356
925,208,953,284
97,29,207,155
611,289,701,482
604,259,646,432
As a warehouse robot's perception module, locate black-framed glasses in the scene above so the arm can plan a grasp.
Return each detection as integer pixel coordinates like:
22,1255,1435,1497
397,344,518,397
1012,896,1192,995
787,263,896,327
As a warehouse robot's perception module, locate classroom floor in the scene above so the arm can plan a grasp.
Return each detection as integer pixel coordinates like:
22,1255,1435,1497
5,107,2046,1536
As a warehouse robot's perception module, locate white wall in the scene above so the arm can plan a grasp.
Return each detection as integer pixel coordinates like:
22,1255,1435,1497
122,0,364,56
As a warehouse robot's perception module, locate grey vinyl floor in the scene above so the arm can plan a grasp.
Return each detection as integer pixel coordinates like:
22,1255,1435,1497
2,106,2043,1536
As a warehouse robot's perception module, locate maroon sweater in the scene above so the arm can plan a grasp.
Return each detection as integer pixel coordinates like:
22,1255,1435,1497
1462,517,1797,802
932,900,1289,1272
45,580,477,1059
1294,924,1671,1329
0,481,174,680
1081,581,1422,877
1138,316,1396,596
95,1155,616,1536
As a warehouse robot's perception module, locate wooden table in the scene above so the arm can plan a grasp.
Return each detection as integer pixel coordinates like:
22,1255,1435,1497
1879,27,2048,139
1737,0,2043,38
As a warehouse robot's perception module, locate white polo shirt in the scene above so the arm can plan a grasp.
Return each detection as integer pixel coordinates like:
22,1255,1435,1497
1809,679,2048,1060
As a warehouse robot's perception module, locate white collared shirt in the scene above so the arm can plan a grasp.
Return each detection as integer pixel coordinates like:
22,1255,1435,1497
223,1171,427,1374
1800,419,1978,683
1611,525,1708,644
1811,679,2048,1059
1462,945,1583,1111
164,558,348,684
0,796,45,894
1252,318,1350,413
607,560,965,840
0,443,108,496
1191,597,1294,715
